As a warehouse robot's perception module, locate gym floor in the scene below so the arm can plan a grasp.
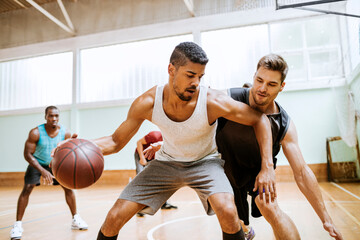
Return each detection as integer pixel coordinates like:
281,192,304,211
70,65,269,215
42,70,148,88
0,182,359,240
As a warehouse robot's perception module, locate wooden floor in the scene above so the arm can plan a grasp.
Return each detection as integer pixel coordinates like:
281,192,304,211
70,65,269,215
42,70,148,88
0,182,359,240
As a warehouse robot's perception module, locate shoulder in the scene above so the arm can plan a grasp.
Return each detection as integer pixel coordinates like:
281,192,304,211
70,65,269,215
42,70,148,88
276,101,291,140
61,126,71,139
207,88,230,105
207,88,246,111
206,88,240,118
282,120,297,144
228,87,248,102
28,127,40,142
135,86,156,105
128,86,157,120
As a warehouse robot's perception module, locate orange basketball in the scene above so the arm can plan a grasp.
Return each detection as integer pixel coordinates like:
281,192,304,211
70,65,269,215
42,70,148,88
51,139,104,189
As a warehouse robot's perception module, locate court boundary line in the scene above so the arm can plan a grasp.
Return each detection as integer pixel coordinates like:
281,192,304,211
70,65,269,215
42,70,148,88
147,215,207,240
330,182,360,201
320,186,360,227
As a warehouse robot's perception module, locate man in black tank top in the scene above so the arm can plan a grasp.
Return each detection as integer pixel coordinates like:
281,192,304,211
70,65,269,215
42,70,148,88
216,54,343,240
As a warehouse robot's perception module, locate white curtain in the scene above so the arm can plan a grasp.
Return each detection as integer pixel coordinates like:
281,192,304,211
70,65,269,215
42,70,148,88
201,24,270,90
80,34,193,103
0,52,73,111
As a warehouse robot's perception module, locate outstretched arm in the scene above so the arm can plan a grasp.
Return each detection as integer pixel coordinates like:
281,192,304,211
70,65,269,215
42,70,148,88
93,90,154,155
208,89,275,203
282,120,343,240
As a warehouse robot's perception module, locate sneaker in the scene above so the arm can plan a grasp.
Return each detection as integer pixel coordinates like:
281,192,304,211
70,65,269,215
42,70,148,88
71,214,88,230
244,226,255,240
10,221,23,240
161,202,178,210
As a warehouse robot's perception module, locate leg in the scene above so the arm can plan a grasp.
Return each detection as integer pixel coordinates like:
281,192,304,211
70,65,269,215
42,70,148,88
255,196,300,240
134,152,145,175
61,186,77,216
99,199,145,238
16,184,35,221
208,192,244,239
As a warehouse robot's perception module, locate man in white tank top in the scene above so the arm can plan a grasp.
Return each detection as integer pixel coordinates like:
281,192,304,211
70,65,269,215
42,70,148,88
55,42,276,240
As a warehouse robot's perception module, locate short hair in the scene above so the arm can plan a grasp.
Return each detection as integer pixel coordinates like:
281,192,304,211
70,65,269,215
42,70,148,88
45,106,58,115
170,42,209,68
257,54,288,83
242,82,252,88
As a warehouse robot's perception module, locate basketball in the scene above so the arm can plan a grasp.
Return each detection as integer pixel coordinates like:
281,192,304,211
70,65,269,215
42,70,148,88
51,138,104,189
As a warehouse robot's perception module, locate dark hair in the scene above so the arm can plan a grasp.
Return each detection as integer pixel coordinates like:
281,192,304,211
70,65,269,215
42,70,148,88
45,106,58,115
242,82,252,88
257,54,288,83
170,42,209,68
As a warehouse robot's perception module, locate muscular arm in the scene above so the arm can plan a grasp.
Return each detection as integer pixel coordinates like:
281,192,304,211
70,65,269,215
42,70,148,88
93,88,155,156
208,89,275,202
282,120,343,240
24,128,53,184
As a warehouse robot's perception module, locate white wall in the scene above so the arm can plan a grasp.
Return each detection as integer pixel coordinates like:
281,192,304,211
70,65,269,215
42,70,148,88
0,3,356,172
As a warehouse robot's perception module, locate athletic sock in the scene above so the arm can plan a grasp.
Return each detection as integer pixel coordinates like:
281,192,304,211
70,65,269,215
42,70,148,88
97,229,118,240
222,228,245,240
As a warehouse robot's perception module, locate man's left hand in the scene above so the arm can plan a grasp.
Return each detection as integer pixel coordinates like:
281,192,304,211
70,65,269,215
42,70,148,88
253,167,276,203
324,222,343,240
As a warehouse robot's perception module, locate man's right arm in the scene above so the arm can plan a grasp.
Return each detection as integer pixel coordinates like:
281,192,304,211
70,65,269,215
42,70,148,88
208,89,276,203
24,128,53,184
92,87,155,156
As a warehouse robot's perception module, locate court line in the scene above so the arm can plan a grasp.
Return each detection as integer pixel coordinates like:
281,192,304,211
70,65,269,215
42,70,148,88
0,201,109,230
330,182,360,201
0,211,69,230
147,215,207,240
320,186,360,227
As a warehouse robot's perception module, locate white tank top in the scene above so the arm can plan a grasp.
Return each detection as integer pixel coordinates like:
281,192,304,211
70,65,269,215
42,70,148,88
152,85,220,162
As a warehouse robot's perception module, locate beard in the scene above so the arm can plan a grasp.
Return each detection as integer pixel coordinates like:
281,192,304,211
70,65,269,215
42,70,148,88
250,89,269,106
173,84,196,102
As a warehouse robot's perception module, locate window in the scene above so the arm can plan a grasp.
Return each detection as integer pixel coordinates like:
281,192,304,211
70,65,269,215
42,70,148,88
201,25,269,89
0,52,73,111
79,34,193,103
269,16,343,83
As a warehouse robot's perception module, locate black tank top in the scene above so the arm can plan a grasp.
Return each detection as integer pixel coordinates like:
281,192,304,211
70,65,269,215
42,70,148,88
216,88,290,186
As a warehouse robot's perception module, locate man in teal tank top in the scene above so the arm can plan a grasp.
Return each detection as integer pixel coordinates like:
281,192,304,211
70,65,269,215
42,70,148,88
10,106,88,240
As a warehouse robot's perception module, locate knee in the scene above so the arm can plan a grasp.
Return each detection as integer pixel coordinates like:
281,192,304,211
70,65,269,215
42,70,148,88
219,202,238,220
21,185,34,196
64,188,75,196
106,206,126,227
255,196,279,218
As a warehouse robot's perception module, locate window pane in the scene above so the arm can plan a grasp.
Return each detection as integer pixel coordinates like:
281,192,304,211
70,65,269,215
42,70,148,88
202,25,269,89
80,35,192,103
270,16,343,83
270,21,303,52
282,53,306,82
305,16,339,47
0,52,73,111
309,50,343,78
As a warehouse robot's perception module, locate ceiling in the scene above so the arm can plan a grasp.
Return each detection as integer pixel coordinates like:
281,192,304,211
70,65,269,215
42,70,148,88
0,0,75,14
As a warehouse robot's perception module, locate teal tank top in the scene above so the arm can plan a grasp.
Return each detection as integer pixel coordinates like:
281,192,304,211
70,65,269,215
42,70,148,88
33,124,66,166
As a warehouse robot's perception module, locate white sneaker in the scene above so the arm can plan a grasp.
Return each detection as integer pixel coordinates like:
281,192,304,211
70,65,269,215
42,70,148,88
71,214,88,230
10,221,23,240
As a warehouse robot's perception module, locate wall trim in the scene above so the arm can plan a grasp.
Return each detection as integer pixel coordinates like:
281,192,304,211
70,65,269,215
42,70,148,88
0,163,329,187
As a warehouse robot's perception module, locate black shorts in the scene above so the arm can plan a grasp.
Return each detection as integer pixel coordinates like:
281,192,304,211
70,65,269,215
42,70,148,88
24,165,60,186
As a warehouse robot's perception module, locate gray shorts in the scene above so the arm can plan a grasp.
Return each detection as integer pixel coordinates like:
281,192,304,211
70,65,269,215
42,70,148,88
119,158,233,215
